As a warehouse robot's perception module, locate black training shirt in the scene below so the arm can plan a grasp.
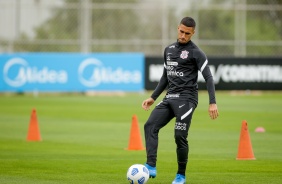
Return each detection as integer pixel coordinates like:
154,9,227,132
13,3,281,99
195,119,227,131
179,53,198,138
151,40,216,106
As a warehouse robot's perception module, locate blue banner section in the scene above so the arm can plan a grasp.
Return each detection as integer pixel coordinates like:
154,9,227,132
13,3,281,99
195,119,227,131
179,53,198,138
0,53,144,92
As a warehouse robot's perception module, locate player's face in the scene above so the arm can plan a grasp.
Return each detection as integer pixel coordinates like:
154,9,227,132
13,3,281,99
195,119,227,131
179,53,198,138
177,24,195,44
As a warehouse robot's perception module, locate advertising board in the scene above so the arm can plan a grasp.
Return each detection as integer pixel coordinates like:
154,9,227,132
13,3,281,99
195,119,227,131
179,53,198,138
145,57,282,90
0,53,144,92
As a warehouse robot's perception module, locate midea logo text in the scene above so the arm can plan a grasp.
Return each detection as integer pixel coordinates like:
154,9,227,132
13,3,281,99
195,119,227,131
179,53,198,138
78,58,141,87
3,57,67,87
3,57,142,88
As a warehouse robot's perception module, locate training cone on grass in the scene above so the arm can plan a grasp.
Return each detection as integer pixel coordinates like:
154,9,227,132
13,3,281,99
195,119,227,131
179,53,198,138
26,109,41,141
126,115,145,150
236,120,255,160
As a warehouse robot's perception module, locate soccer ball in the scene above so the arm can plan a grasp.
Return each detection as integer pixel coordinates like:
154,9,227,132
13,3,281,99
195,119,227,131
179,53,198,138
127,164,149,184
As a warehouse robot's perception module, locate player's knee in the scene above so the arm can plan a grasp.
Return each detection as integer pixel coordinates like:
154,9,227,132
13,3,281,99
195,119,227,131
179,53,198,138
144,120,154,132
144,120,160,137
174,132,188,147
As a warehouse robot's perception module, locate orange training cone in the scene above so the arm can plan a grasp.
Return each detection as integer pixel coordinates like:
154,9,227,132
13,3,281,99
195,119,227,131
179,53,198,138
26,109,41,141
126,115,145,150
236,120,255,160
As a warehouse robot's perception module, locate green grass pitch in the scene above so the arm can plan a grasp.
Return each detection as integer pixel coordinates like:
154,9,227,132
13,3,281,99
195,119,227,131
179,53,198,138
0,91,282,184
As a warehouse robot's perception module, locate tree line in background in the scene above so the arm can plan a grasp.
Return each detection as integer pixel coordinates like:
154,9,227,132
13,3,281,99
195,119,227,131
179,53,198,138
13,0,282,57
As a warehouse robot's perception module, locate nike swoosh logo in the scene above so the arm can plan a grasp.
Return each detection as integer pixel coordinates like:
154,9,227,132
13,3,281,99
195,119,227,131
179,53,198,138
179,104,185,108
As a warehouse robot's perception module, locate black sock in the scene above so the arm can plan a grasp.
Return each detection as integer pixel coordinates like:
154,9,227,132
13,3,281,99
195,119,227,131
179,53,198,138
146,162,156,167
177,162,186,176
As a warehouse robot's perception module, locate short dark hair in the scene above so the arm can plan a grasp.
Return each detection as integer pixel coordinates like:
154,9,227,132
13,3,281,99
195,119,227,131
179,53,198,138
180,17,196,28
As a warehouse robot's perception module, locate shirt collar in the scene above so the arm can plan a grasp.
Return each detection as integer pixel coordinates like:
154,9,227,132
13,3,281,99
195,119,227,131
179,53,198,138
176,40,191,47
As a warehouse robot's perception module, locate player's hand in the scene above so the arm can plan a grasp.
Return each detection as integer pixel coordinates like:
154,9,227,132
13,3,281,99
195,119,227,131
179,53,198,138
208,103,219,120
142,98,155,111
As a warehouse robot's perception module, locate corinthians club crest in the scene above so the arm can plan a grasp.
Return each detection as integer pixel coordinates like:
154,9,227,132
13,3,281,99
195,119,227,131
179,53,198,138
180,50,189,59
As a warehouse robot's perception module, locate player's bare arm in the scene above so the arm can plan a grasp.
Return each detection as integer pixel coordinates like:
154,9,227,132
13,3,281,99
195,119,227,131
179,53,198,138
142,97,155,111
208,103,219,120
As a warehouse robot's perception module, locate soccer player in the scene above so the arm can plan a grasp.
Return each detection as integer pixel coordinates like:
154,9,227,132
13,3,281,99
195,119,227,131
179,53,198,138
142,17,219,184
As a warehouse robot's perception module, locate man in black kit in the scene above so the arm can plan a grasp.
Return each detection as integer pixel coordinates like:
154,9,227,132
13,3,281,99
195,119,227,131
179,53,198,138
142,17,219,184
